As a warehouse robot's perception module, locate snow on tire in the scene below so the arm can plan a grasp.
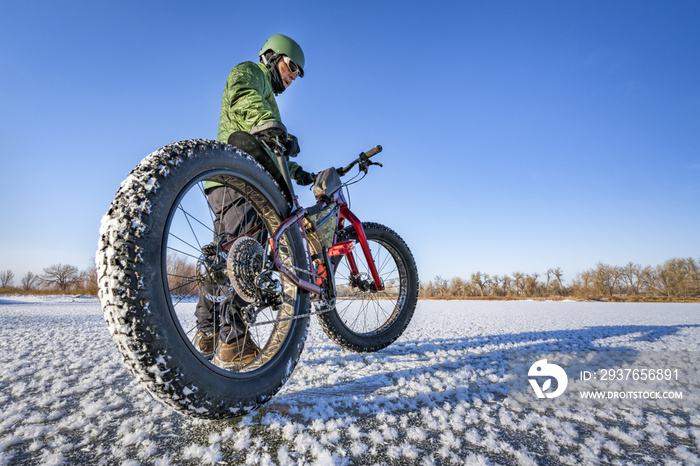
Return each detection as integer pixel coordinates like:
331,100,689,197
96,139,310,419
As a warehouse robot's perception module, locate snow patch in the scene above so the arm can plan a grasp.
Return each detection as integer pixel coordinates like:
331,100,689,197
1,297,699,463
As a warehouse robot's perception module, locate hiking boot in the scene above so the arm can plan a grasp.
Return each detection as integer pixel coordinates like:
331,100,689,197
193,331,215,358
213,334,260,370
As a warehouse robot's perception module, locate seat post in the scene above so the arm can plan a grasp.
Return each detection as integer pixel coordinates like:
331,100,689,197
276,151,297,201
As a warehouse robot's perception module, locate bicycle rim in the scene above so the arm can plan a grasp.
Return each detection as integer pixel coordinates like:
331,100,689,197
163,170,298,373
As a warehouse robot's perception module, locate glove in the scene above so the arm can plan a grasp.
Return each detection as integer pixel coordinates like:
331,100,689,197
284,134,300,158
294,168,315,186
250,121,288,147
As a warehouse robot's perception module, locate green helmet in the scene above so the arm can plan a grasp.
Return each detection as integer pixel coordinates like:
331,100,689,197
259,34,305,77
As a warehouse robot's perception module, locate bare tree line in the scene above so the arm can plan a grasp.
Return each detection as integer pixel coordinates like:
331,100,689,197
3,256,699,301
0,255,194,297
0,262,98,296
419,257,700,301
0,254,203,298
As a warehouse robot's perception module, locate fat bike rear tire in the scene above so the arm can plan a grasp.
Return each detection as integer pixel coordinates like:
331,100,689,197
96,139,310,419
317,222,418,352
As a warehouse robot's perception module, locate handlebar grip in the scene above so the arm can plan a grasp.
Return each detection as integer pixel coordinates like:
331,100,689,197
364,145,382,158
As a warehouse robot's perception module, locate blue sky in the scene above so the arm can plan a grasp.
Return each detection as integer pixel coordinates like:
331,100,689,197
1,1,698,285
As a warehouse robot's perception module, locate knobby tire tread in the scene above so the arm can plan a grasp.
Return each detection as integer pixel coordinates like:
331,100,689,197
316,222,418,352
96,139,309,419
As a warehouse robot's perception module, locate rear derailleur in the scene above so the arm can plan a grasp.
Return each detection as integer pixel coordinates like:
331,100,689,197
241,271,285,325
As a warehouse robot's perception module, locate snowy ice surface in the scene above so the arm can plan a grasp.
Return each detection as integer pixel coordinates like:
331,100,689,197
1,296,699,465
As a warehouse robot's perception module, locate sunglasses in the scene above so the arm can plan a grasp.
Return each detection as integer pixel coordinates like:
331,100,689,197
282,56,303,77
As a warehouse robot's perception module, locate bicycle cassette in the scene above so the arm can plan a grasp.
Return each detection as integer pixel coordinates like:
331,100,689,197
226,236,265,303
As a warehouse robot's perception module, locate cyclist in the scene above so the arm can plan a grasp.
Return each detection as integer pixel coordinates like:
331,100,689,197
195,34,314,369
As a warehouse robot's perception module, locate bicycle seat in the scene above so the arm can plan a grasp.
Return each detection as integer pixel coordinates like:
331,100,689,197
250,121,288,138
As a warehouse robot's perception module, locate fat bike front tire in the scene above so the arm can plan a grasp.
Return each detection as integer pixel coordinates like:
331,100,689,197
96,139,310,419
317,222,418,352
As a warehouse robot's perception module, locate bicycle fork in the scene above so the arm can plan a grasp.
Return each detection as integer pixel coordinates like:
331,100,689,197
337,205,384,292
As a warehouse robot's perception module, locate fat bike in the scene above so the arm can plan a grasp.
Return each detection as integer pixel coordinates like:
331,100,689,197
97,127,418,418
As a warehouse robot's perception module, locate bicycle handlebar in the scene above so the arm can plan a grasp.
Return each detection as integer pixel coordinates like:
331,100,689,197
364,145,383,158
338,145,383,176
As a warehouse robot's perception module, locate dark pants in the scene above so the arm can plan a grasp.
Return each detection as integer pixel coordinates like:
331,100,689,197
195,185,265,343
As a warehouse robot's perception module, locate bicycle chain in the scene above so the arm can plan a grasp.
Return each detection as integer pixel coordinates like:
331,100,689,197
200,253,331,327
248,302,333,327
276,257,317,281
244,257,334,327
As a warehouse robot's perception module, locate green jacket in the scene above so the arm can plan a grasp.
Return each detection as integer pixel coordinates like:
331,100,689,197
216,61,300,179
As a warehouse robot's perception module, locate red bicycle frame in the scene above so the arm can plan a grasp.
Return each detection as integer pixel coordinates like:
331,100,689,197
258,137,386,299
268,192,384,297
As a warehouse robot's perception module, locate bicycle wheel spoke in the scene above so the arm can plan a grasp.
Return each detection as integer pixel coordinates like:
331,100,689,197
177,204,211,251
330,235,407,336
161,171,304,375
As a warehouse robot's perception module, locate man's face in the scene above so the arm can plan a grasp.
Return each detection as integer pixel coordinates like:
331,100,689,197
277,57,299,89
